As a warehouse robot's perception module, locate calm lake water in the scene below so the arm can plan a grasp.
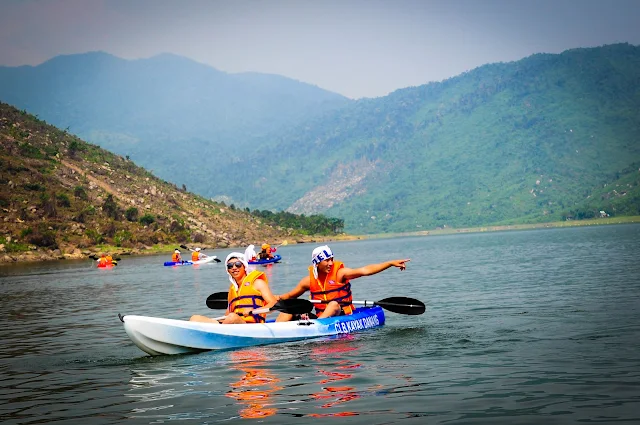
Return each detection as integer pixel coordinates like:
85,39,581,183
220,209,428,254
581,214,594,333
1,224,639,424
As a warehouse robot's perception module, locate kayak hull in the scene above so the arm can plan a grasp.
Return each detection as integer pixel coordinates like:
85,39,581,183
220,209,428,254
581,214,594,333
248,254,281,265
122,306,385,356
164,256,217,267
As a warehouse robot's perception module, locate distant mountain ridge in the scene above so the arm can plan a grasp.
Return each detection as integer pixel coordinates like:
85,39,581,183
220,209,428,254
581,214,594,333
1,44,639,234
0,51,350,186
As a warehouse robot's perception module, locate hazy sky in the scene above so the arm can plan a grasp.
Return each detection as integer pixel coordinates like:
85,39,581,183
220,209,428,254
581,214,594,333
1,0,639,98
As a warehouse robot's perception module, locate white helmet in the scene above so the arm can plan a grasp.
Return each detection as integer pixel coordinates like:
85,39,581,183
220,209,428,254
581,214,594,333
311,245,334,279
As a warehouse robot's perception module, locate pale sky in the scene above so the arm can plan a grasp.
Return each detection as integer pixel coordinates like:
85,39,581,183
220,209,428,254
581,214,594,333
1,0,639,99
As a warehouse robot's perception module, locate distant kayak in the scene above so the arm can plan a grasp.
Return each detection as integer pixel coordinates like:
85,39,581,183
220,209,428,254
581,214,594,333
164,256,218,267
248,254,281,265
120,305,385,356
97,261,117,268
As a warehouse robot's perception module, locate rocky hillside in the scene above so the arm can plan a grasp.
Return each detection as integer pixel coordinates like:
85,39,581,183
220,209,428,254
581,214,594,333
0,103,304,263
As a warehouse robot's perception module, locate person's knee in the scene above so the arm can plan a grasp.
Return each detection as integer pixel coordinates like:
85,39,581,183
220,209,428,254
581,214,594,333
222,313,243,324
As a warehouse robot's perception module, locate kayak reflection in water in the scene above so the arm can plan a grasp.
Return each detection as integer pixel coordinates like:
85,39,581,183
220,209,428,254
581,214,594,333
309,339,361,417
189,252,278,324
226,349,282,419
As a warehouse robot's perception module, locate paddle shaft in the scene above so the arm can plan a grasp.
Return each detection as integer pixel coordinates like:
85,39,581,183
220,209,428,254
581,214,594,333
309,300,380,306
309,299,413,307
308,296,425,315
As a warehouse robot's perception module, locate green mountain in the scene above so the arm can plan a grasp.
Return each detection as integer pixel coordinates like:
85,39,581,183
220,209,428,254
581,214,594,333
1,44,639,234
213,43,640,233
0,51,350,191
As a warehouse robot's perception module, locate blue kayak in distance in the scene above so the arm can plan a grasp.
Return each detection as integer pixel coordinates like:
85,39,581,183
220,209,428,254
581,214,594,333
121,305,385,356
164,256,218,267
248,254,281,265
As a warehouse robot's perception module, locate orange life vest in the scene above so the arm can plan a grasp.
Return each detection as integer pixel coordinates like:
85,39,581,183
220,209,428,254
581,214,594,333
105,255,113,265
228,270,268,323
192,251,200,262
308,260,355,315
172,252,181,262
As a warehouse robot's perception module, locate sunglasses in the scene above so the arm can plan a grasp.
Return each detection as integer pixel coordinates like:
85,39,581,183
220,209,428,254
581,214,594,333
226,261,244,269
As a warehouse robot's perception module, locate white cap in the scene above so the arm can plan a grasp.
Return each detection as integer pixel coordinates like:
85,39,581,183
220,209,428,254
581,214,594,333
311,245,333,279
225,252,249,289
195,247,201,252
175,249,180,253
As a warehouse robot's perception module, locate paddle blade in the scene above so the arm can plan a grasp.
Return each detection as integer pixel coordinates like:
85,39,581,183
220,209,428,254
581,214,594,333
214,258,221,263
206,292,229,309
179,245,189,250
270,299,313,315
376,297,425,315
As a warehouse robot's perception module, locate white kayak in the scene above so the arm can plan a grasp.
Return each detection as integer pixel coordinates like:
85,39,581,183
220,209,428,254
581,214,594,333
120,306,385,356
163,255,218,267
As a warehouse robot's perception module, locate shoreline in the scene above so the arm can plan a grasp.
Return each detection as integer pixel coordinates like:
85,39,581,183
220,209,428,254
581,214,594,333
356,216,640,239
1,217,638,265
0,234,353,265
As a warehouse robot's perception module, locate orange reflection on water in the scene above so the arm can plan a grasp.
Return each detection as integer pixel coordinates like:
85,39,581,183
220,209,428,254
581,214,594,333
309,337,362,414
225,349,282,419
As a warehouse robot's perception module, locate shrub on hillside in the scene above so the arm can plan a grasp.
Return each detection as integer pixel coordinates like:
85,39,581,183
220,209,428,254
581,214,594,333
74,186,88,200
139,214,155,226
125,207,139,222
27,225,58,249
56,193,71,207
85,229,104,244
114,230,133,247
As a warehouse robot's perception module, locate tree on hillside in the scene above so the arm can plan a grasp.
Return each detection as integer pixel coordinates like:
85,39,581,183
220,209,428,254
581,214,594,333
102,194,120,220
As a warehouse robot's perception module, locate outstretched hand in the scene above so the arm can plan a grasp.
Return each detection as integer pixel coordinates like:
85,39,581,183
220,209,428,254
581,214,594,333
391,259,410,271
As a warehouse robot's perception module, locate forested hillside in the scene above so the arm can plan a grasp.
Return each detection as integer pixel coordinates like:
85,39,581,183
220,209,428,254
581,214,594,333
214,43,640,233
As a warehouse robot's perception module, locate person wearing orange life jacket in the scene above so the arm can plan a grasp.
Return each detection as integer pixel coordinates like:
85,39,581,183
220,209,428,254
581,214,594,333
171,249,182,263
257,244,274,260
105,254,113,265
191,247,204,262
275,245,410,321
98,253,108,266
190,252,278,324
